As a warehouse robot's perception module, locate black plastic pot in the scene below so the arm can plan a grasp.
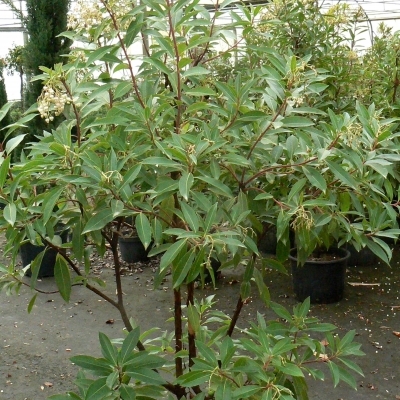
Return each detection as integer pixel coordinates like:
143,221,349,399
258,226,278,254
289,247,350,304
21,229,69,278
118,236,149,263
346,244,378,267
258,225,295,255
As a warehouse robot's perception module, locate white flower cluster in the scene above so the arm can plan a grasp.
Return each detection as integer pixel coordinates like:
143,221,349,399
38,85,72,123
67,0,103,32
68,0,135,35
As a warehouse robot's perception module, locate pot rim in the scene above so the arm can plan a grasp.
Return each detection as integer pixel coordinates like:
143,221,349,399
289,247,350,265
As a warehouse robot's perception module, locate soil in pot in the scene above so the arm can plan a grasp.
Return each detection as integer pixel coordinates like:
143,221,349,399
289,247,350,304
22,229,69,278
118,236,149,263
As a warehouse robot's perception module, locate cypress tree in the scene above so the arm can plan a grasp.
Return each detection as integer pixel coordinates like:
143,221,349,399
24,0,71,137
0,59,10,140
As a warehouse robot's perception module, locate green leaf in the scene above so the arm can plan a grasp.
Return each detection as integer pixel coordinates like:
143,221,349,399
143,57,172,75
3,203,16,226
328,361,340,387
277,362,304,377
135,214,152,249
366,239,389,265
111,199,124,218
337,357,364,377
119,327,141,365
180,201,200,232
187,303,200,333
120,384,136,400
288,178,307,202
124,13,143,47
302,166,327,192
54,254,71,302
124,352,165,370
0,102,13,123
326,160,358,189
215,378,232,399
142,156,181,168
70,355,113,375
27,293,38,314
270,302,292,321
82,209,114,234
337,365,357,389
220,337,236,369
158,239,187,283
185,87,216,96
105,370,118,389
253,268,270,306
197,176,232,197
72,221,85,263
182,66,210,77
125,367,166,385
172,248,195,288
179,172,194,201
85,378,112,400
120,164,141,191
204,203,217,234
48,395,83,400
232,385,261,399
286,135,298,159
292,376,309,400
297,297,310,318
86,45,116,66
0,156,10,189
99,332,118,366
29,249,45,290
176,370,210,387
5,134,26,154
282,116,314,127
42,187,64,225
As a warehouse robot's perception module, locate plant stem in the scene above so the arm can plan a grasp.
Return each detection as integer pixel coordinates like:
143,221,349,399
227,295,244,337
174,287,184,377
186,281,196,367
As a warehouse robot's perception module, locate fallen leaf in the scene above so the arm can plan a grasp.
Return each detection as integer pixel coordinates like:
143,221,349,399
320,339,329,346
65,348,71,352
44,382,53,387
106,319,115,324
348,282,380,286
393,331,400,338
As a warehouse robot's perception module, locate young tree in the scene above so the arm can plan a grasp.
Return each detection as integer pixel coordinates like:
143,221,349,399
23,0,71,137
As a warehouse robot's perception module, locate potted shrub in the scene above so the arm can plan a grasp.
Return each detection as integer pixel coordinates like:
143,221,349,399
0,0,397,397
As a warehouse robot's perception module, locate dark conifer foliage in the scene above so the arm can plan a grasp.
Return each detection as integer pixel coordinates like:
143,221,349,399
24,0,71,137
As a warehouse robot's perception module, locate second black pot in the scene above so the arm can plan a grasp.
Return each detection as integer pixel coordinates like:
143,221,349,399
289,247,350,304
118,236,149,263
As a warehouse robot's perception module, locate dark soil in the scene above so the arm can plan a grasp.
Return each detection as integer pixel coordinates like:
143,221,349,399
0,237,400,399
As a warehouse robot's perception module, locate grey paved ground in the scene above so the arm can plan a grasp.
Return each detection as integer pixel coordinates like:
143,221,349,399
0,241,399,399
